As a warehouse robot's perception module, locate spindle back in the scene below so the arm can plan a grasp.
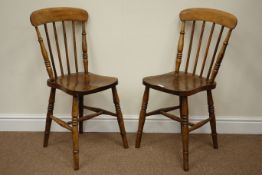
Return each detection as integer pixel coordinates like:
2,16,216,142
175,8,237,82
30,7,89,81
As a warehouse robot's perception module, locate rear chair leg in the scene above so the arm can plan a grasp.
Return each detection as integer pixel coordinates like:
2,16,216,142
43,88,56,147
72,96,80,170
207,90,218,149
112,86,129,148
135,86,149,148
179,97,183,133
180,96,189,171
78,96,84,134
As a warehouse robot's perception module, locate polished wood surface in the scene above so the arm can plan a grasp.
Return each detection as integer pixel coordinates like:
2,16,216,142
143,71,216,96
47,73,118,95
30,7,88,26
175,21,185,72
207,90,218,148
193,21,205,75
71,96,79,170
30,7,128,170
43,88,56,147
185,20,195,73
112,86,129,148
135,87,149,148
136,8,237,171
180,96,189,171
180,8,237,29
200,22,215,77
78,96,84,134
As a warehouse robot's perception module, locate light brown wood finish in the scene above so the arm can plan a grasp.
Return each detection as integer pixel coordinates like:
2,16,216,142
44,24,57,78
175,21,185,73
180,96,189,171
78,95,84,134
193,21,205,75
207,26,224,79
82,22,88,73
143,72,216,96
35,27,54,80
200,22,215,77
136,8,237,171
179,8,237,28
207,90,218,148
30,7,88,26
112,86,129,148
185,20,195,73
50,115,72,131
146,106,180,116
71,96,79,170
72,21,79,73
62,21,71,74
47,73,118,95
43,88,56,147
135,87,149,148
83,105,117,116
53,22,64,76
210,29,233,82
30,7,128,170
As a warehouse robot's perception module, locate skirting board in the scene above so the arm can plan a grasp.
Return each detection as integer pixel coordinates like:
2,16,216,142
0,115,262,134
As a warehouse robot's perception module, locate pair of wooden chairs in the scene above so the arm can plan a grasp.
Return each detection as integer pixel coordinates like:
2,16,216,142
30,7,237,171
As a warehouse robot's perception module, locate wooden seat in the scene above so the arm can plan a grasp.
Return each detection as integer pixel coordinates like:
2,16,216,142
30,7,128,170
143,71,216,96
136,8,237,171
47,73,118,95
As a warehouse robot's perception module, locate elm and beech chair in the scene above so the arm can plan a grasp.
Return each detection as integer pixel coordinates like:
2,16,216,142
135,8,237,171
30,7,128,170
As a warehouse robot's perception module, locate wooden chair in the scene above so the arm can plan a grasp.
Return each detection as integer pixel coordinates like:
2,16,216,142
135,8,237,171
30,7,128,170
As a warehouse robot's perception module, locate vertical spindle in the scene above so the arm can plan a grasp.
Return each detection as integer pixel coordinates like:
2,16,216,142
44,24,57,78
35,27,54,80
72,21,78,73
185,21,195,73
62,21,71,74
53,22,64,76
207,26,224,80
175,21,185,73
210,29,232,82
200,23,215,77
193,21,205,75
82,22,88,73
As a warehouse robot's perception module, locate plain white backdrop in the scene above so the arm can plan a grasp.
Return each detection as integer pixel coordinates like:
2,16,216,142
0,0,261,132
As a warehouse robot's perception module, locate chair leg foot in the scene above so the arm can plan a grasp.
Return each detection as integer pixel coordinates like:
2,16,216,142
212,134,218,149
43,88,56,147
135,87,149,148
112,86,129,148
72,96,80,170
43,117,52,147
180,96,189,171
207,90,218,149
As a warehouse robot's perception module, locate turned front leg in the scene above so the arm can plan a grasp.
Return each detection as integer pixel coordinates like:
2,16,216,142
112,86,129,148
72,96,80,170
78,95,84,134
135,86,149,148
180,96,189,171
207,90,218,149
43,88,56,147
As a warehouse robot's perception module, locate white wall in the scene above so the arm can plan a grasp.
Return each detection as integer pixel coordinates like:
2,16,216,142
0,0,261,131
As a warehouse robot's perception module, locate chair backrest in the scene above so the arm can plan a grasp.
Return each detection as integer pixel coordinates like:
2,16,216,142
30,7,89,81
175,8,237,82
